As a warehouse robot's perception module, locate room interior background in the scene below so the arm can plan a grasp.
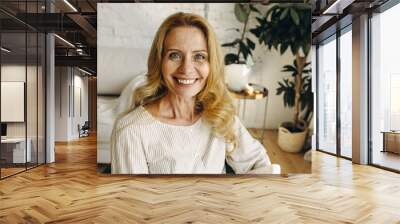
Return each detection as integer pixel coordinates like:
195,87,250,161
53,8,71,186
96,3,313,173
54,66,90,141
0,24,46,179
1,0,398,179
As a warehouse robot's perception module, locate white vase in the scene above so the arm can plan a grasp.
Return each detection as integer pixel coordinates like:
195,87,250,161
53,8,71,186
224,64,250,92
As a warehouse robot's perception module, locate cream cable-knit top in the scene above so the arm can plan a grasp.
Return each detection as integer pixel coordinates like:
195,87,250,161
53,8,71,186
111,106,272,174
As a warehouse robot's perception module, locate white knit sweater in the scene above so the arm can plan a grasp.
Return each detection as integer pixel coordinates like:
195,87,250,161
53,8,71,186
111,106,272,174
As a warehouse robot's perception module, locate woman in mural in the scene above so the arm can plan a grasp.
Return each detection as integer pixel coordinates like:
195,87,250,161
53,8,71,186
111,12,275,174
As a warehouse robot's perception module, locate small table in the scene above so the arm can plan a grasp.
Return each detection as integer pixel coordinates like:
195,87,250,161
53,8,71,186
228,83,269,140
381,131,400,154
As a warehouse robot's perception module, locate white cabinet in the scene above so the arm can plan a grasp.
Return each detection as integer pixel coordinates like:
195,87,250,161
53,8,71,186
1,138,31,163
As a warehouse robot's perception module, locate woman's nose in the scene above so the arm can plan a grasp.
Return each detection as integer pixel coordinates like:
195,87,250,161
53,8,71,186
179,57,195,75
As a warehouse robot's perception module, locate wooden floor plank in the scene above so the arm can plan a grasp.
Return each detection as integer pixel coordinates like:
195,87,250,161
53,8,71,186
0,134,399,223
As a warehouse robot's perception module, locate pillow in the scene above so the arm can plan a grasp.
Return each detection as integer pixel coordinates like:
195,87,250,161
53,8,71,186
115,71,147,115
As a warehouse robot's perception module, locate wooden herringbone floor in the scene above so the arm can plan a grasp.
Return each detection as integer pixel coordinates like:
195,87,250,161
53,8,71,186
249,129,311,173
1,135,400,223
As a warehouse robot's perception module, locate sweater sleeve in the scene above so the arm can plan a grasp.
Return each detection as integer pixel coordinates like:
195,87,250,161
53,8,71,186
226,117,272,174
111,123,149,174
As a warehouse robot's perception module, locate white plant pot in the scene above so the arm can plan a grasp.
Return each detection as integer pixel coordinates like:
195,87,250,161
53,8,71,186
277,125,308,153
224,64,250,92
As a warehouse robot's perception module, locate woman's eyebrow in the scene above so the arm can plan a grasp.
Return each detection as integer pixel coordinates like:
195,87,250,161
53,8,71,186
165,49,207,53
165,48,181,52
193,50,208,53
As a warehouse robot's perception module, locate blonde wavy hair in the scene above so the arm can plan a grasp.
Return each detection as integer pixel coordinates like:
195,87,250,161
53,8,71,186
133,12,237,150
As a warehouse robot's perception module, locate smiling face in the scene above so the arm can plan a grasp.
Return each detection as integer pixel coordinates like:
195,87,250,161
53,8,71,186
161,26,210,99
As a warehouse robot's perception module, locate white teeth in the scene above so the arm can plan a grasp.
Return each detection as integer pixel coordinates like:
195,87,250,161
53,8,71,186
177,79,196,85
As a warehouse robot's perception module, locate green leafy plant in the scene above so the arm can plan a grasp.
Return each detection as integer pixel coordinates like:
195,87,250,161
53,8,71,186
277,60,313,132
250,3,312,131
222,3,260,65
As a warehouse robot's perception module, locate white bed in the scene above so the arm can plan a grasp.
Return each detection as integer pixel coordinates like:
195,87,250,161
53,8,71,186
97,73,147,164
97,96,119,164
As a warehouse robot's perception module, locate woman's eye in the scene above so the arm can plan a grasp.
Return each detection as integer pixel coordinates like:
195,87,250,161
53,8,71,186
194,53,207,62
168,52,181,61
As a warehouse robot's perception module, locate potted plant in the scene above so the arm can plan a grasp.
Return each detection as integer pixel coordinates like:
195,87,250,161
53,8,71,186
250,3,312,152
222,3,260,92
276,60,313,152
